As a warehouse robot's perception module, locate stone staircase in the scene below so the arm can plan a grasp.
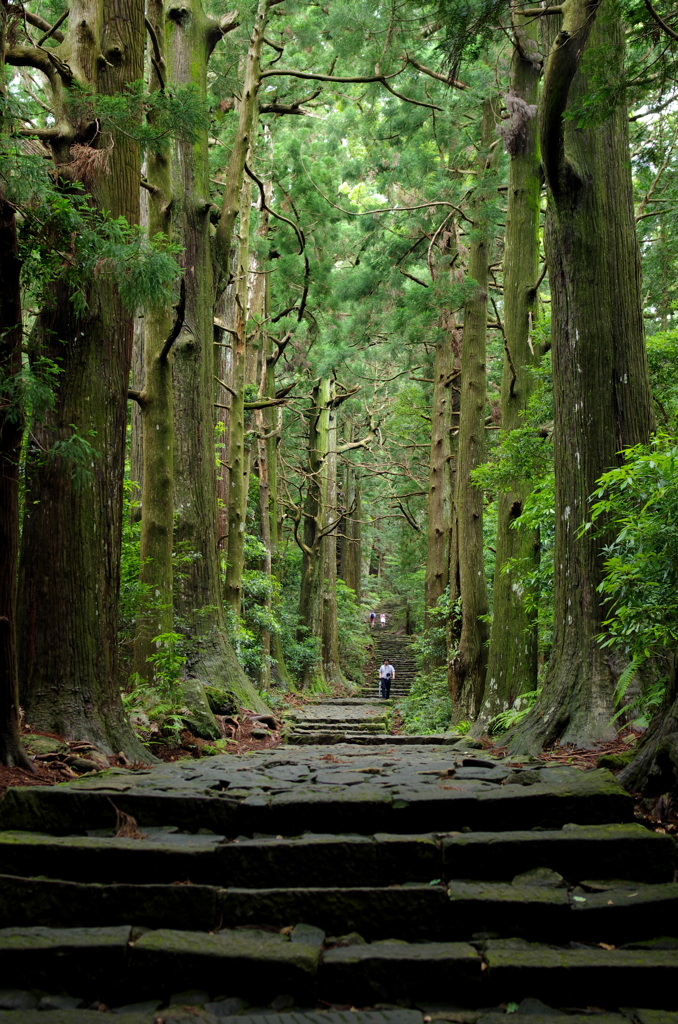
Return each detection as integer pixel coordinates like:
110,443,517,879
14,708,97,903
0,741,676,1020
282,631,420,746
361,631,417,701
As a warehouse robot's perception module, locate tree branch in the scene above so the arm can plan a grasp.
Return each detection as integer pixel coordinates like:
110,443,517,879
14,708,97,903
5,46,59,79
540,0,602,193
159,278,186,362
6,7,65,42
36,9,69,46
404,53,467,90
259,87,322,115
643,0,678,40
399,267,429,287
244,161,305,253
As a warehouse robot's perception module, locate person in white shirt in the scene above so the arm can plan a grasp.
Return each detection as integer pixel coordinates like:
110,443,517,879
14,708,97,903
378,658,395,699
379,613,386,628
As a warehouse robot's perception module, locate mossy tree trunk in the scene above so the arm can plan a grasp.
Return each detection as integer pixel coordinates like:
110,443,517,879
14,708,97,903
478,21,542,730
425,336,454,643
224,173,253,617
448,100,496,722
132,0,175,683
165,0,266,718
320,382,343,687
507,0,654,752
15,0,148,757
0,95,29,766
340,459,362,604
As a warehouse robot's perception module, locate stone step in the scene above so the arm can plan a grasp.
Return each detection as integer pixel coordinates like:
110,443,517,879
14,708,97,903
1,926,676,1009
0,764,634,837
1,822,666,890
284,732,472,746
0,1012,425,1024
1,866,674,944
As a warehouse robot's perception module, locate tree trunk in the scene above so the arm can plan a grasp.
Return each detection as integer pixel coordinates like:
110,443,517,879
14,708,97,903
478,20,542,729
297,383,326,688
166,0,266,717
320,382,344,686
448,100,495,721
508,0,654,752
425,338,454,634
340,461,362,604
17,0,148,758
132,0,174,683
618,652,678,796
224,174,253,617
0,187,29,767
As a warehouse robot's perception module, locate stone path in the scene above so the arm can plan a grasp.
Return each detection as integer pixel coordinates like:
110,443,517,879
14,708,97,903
0,718,676,1018
284,632,422,745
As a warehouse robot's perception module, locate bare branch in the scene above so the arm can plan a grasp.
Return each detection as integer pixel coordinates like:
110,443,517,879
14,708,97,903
244,161,305,253
399,268,429,287
404,53,467,90
37,9,69,46
643,0,678,40
159,278,186,362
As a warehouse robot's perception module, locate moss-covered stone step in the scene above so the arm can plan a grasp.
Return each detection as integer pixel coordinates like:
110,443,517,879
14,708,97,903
0,1014,154,1024
442,822,675,883
481,938,678,1009
0,1012,426,1024
3,926,677,1009
5,871,676,943
0,831,442,887
320,942,482,1005
0,766,633,836
0,925,321,1005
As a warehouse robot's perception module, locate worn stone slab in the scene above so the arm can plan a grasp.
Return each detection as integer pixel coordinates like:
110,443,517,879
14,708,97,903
477,1016,626,1024
442,823,673,883
0,754,633,838
320,942,481,1004
217,833,440,888
215,1012,423,1024
570,882,678,943
0,1015,155,1024
218,885,450,940
0,925,131,997
0,831,221,884
446,882,570,940
483,941,678,1008
635,1012,678,1024
129,928,321,1002
0,874,218,931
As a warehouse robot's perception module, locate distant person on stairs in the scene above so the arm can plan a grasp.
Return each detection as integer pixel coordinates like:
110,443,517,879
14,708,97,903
369,611,376,628
379,658,395,699
380,613,386,628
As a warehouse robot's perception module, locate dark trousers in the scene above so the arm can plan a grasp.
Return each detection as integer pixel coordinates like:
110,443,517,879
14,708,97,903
380,676,392,699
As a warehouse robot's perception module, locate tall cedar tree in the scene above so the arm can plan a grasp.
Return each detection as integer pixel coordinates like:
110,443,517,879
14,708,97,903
478,16,542,727
14,0,148,756
507,0,654,752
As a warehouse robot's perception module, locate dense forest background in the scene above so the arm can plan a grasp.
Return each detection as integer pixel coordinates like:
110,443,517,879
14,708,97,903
3,0,678,797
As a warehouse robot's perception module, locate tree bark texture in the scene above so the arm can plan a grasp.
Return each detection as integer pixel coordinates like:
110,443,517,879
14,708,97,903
0,189,29,767
166,0,266,715
320,383,343,686
425,340,454,629
224,174,253,617
508,0,654,752
17,0,147,757
448,100,495,721
479,21,542,728
132,0,174,683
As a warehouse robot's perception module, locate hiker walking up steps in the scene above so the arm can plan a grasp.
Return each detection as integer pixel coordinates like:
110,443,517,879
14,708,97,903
379,657,395,699
380,613,386,628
